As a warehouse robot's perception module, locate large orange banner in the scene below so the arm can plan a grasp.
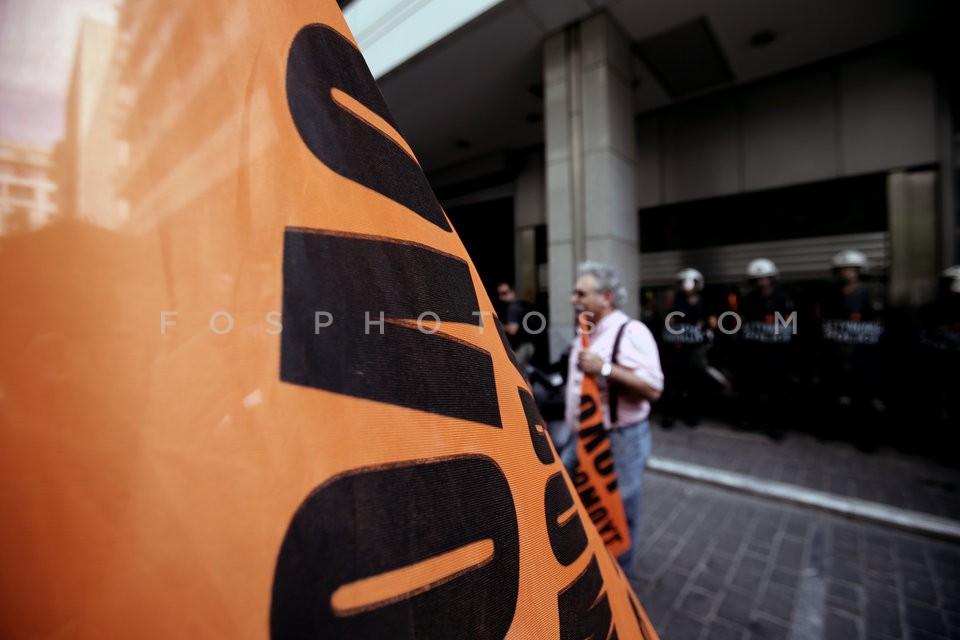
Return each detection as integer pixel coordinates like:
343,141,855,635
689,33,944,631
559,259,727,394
573,318,632,558
0,1,657,638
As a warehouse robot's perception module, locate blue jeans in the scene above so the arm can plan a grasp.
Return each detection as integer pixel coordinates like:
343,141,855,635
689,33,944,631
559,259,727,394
561,419,652,574
610,419,651,573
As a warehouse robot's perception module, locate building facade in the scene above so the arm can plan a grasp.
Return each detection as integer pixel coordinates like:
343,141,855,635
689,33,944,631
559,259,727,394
0,139,57,235
61,16,127,230
54,0,956,362
344,0,956,360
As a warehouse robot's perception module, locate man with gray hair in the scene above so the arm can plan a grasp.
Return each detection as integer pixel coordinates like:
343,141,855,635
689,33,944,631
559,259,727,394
564,260,664,573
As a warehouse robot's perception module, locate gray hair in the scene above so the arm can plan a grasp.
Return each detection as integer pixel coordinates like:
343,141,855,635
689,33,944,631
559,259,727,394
577,261,628,308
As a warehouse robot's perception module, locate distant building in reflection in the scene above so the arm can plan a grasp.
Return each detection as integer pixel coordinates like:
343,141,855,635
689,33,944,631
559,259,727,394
57,0,270,235
60,16,127,229
0,139,58,235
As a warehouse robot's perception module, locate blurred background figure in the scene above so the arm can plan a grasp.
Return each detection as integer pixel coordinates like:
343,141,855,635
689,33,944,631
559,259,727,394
497,281,537,371
660,268,713,428
814,250,886,447
733,258,797,440
915,266,960,432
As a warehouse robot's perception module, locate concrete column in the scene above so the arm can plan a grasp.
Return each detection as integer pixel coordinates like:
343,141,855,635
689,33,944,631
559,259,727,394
515,147,545,303
544,13,639,360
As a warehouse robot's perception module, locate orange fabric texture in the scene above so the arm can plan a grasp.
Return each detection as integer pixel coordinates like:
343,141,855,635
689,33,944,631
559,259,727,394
0,1,658,638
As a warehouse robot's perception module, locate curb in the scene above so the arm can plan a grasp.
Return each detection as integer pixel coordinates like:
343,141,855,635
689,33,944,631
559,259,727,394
648,456,960,542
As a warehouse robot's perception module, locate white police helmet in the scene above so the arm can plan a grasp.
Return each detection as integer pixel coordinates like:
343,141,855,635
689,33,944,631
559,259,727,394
676,268,704,292
832,250,868,269
942,265,960,294
746,258,778,278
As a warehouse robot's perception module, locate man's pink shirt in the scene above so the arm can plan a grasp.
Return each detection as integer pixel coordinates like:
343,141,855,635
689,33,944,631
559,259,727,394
564,309,664,429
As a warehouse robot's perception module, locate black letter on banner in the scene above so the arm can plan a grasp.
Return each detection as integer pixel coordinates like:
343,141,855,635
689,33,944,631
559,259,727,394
271,457,519,639
286,24,450,231
595,448,614,477
519,387,554,464
281,229,501,427
578,485,601,511
579,395,597,422
578,423,607,454
544,472,587,566
558,555,615,640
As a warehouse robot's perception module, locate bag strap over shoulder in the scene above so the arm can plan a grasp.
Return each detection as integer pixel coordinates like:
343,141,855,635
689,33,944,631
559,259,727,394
608,319,631,425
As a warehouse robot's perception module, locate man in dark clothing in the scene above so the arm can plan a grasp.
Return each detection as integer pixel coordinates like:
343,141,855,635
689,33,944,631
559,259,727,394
816,250,886,445
660,268,713,428
496,282,536,370
916,266,960,431
735,258,797,440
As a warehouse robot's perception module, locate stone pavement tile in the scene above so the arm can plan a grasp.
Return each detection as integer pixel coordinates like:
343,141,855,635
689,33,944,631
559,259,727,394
695,559,729,593
784,514,811,541
661,612,707,639
746,614,790,640
638,587,678,632
823,611,859,640
903,570,939,603
747,535,776,559
775,539,805,573
680,587,716,620
715,588,755,627
766,584,798,616
865,597,903,637
768,567,802,592
905,601,948,637
704,620,748,640
826,581,862,617
828,557,864,585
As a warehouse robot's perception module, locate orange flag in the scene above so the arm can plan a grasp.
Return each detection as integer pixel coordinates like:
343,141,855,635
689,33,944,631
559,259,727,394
572,317,633,559
0,1,657,638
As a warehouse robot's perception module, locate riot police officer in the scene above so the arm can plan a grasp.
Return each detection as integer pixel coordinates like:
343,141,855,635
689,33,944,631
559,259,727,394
734,258,797,440
916,265,960,432
816,250,886,447
660,268,712,428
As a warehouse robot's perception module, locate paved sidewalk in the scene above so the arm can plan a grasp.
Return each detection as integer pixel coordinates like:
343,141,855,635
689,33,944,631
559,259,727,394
649,421,960,523
618,420,960,639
